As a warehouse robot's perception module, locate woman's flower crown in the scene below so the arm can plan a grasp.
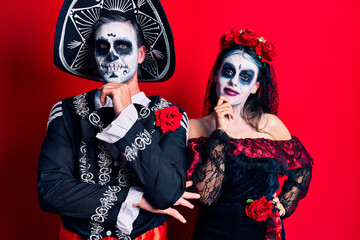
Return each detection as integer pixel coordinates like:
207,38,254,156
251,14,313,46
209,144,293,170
220,29,275,64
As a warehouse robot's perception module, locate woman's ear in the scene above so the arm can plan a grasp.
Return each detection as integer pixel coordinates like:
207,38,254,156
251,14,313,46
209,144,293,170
251,82,260,94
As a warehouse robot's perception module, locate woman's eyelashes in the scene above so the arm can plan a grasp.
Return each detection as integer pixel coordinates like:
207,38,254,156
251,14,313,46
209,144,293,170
221,63,255,84
221,63,235,78
239,70,254,83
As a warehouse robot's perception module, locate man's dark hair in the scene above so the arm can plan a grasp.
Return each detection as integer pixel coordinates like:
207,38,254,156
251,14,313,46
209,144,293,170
91,13,145,48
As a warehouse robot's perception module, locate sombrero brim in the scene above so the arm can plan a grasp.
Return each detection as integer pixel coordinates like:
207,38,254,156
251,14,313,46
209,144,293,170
53,0,175,82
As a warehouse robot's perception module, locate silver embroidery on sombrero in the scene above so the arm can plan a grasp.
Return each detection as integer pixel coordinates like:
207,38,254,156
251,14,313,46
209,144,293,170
73,93,90,119
59,0,171,81
89,186,122,239
124,129,152,161
79,140,95,184
98,143,113,186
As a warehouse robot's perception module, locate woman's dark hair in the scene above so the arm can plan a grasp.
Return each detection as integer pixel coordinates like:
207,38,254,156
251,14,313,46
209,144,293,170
208,45,274,131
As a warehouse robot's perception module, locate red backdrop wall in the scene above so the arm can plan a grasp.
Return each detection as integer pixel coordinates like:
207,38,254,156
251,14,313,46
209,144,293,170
1,0,359,239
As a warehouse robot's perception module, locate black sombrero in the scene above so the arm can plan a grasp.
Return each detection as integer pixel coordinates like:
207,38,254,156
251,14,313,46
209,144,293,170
53,0,175,82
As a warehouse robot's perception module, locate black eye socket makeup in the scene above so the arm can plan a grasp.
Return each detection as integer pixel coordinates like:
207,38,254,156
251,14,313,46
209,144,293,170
239,69,255,84
221,63,236,78
95,39,110,57
114,39,133,55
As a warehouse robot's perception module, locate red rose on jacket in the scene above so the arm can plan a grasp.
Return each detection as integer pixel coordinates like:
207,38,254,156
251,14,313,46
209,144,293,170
255,41,276,64
245,197,272,221
155,106,182,133
234,29,259,47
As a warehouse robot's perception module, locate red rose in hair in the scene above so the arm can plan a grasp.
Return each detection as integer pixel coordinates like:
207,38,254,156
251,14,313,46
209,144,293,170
234,29,259,47
155,106,182,133
220,30,236,50
255,41,276,64
245,197,272,221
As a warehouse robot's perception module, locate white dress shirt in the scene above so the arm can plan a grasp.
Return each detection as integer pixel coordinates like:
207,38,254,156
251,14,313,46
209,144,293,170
95,90,149,234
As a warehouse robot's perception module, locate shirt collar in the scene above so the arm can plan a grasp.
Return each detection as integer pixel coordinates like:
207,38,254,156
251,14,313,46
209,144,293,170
94,90,151,110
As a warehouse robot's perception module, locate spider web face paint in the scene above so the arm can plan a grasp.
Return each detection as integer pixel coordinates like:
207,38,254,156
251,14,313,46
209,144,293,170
94,21,139,83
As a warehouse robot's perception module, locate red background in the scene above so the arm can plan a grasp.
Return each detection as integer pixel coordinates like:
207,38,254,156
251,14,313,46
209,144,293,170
1,0,359,239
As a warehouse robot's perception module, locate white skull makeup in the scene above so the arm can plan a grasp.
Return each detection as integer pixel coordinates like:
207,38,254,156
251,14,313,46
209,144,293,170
94,21,139,83
216,53,259,107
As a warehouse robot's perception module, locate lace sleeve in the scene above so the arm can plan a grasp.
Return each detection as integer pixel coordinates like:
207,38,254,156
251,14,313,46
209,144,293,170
191,130,230,206
278,166,312,219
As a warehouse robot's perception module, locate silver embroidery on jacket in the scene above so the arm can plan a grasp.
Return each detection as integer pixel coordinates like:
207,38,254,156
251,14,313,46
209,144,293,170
98,143,113,186
89,112,105,131
117,161,132,187
124,129,152,161
151,97,171,111
89,186,122,239
73,93,89,119
47,101,63,129
115,229,131,240
79,141,95,184
181,112,189,143
138,106,151,119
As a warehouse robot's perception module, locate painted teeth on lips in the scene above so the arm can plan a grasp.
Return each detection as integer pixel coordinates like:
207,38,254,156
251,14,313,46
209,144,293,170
101,64,124,71
223,87,239,96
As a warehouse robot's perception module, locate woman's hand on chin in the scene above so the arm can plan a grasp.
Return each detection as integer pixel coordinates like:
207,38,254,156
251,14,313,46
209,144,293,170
214,96,234,132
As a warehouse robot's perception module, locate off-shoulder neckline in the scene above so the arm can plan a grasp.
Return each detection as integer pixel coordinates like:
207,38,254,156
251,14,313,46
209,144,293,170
188,136,297,143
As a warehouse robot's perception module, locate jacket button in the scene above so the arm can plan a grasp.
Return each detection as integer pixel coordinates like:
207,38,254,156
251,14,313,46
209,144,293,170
106,230,112,236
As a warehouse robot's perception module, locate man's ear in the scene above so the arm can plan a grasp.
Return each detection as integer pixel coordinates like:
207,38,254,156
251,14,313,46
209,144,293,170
251,82,260,94
138,45,146,64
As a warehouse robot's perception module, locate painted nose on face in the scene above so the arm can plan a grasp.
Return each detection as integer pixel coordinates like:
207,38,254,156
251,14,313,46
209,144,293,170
106,51,119,62
228,78,238,87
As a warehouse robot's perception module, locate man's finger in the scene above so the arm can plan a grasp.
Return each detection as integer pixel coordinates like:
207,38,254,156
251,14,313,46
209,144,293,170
100,91,108,106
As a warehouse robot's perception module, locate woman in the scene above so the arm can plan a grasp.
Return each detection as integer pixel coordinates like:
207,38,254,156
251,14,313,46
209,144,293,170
187,29,313,240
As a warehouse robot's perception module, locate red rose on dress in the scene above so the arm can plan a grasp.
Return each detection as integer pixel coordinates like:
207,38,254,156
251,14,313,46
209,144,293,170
255,41,276,64
234,29,259,47
155,106,182,133
245,197,272,221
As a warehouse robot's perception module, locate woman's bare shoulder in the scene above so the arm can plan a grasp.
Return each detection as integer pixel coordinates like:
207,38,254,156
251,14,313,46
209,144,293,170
259,113,291,140
189,116,213,139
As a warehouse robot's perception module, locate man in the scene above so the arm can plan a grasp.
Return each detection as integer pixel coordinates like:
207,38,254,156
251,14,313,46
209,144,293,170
37,1,196,239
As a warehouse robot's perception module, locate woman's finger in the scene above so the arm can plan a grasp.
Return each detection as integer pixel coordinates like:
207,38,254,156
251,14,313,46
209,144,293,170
185,181,193,188
215,109,234,119
219,96,231,104
182,191,200,200
174,198,194,209
165,208,186,223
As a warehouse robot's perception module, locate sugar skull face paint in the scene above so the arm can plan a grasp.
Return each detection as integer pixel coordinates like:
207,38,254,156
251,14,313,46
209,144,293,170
216,54,259,106
94,21,139,83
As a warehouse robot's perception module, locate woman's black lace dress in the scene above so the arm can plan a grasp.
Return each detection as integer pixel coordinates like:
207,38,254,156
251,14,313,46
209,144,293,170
187,130,313,240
